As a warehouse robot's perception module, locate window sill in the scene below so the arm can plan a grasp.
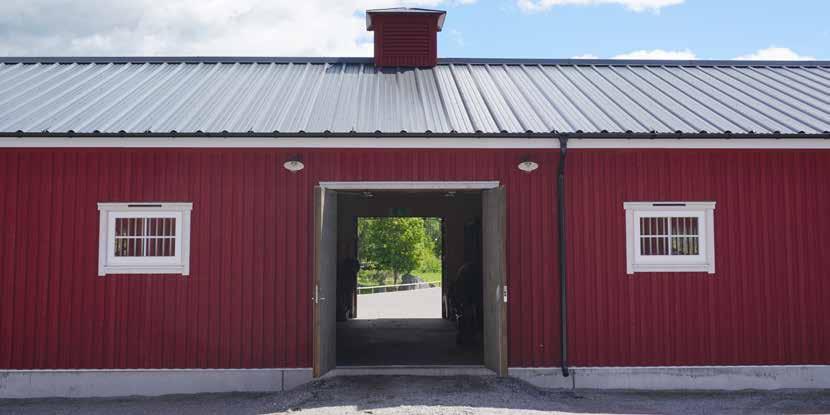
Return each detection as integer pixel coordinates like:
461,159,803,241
99,265,188,276
628,263,715,275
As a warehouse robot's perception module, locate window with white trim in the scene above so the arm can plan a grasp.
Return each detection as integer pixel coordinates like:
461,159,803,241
98,203,192,276
624,202,715,274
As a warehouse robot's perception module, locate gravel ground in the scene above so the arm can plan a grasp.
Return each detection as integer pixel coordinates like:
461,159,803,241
1,375,829,414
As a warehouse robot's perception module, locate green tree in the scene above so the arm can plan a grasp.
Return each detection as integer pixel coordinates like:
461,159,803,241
423,218,442,257
358,217,429,285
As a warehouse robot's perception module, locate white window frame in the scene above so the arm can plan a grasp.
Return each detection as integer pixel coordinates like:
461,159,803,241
97,202,192,276
624,201,716,275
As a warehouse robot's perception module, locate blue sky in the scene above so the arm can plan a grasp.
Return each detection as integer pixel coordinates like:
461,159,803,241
0,0,826,60
436,0,828,60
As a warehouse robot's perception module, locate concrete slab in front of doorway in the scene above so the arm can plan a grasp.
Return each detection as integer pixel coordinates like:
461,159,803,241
326,365,496,378
337,318,483,366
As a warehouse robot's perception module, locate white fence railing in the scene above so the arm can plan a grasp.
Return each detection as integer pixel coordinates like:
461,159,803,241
357,281,442,295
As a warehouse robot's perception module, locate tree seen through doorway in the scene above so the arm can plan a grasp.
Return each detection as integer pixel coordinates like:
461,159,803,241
357,217,442,286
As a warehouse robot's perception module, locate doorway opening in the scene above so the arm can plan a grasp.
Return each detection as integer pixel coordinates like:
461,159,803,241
313,183,506,377
352,216,444,320
336,194,483,366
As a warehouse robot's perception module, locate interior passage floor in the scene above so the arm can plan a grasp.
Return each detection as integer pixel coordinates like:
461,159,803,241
337,318,483,366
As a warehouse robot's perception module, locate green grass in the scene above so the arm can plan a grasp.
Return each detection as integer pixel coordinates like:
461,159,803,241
357,269,442,287
357,271,378,287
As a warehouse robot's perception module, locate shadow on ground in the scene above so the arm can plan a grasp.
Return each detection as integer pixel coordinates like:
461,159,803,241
1,375,829,414
337,318,482,366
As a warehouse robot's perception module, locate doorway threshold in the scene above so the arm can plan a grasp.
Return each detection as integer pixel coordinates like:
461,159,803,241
325,365,495,378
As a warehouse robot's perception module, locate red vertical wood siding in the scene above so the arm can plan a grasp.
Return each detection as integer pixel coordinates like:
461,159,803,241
1,147,828,369
0,148,560,369
566,149,830,366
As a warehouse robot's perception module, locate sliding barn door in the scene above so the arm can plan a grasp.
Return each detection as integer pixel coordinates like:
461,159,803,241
313,187,338,377
482,186,508,376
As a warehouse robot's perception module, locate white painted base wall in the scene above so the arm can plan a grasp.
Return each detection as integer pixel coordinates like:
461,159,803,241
510,365,830,390
0,368,312,399
3,365,828,399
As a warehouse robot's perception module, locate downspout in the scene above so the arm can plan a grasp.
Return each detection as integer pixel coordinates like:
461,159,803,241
557,136,570,377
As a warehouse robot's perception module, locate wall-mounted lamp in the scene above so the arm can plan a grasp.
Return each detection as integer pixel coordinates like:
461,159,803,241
517,160,539,173
283,157,304,173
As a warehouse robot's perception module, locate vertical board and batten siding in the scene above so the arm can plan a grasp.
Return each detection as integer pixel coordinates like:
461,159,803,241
1,147,828,370
566,149,830,367
0,148,561,369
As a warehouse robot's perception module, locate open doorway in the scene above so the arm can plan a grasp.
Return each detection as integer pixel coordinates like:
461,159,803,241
337,210,483,366
313,183,506,377
352,216,444,320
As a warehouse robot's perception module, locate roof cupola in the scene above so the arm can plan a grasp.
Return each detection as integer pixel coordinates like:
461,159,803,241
366,8,446,67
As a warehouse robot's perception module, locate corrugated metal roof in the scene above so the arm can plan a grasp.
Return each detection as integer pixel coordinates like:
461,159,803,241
0,57,828,137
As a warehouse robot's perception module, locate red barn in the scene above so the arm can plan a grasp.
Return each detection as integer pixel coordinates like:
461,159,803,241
1,8,829,398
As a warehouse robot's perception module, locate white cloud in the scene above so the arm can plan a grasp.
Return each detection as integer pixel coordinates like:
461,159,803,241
517,0,683,13
612,48,696,60
448,29,465,47
734,46,815,61
571,54,599,59
0,0,469,56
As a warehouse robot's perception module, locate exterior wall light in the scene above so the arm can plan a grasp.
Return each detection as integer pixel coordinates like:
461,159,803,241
517,160,539,173
283,158,304,173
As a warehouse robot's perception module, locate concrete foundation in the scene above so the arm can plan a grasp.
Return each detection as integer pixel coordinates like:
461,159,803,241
0,368,312,399
508,367,574,389
3,365,828,398
512,365,830,390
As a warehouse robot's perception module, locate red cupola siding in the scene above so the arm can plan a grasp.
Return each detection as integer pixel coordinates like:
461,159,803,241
366,8,446,67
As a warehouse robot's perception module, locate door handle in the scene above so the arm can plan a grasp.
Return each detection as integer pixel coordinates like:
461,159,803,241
314,285,327,304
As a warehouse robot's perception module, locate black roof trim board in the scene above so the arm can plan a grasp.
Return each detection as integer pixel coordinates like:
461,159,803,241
1,131,828,139
1,56,829,67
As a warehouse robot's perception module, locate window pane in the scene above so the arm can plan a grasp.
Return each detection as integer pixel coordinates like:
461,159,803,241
147,218,157,236
671,236,700,255
115,238,126,256
640,236,669,256
640,216,672,256
640,217,669,236
112,216,176,258
671,217,698,236
115,218,127,236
